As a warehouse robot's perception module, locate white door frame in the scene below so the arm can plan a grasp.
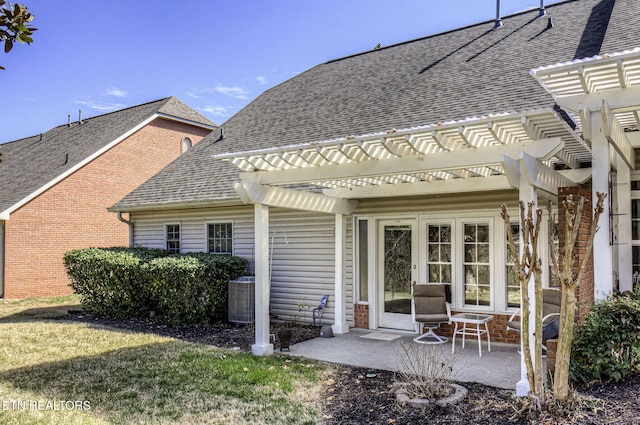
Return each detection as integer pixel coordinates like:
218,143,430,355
377,218,417,331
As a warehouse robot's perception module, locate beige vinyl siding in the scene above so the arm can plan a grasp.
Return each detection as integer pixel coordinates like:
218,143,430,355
130,206,353,326
354,191,519,215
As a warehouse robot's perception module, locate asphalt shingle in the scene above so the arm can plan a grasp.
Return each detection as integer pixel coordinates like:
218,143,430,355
0,97,215,213
112,0,640,211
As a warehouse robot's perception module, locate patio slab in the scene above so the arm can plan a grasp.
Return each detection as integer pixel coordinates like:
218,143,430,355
284,328,522,390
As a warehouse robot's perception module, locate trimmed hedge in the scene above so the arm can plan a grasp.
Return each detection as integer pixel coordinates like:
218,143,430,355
64,247,248,325
571,293,640,384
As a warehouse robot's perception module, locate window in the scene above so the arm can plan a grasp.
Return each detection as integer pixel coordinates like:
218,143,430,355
166,224,180,253
181,137,192,153
427,224,452,285
357,219,369,302
505,224,520,308
463,223,491,307
633,199,640,281
208,223,233,254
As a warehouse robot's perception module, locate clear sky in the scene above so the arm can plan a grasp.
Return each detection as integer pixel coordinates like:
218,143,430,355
1,0,563,143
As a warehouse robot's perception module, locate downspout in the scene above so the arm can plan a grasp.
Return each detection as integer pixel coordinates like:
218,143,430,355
117,212,134,248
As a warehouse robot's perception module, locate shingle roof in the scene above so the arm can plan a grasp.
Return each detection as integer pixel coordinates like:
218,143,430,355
112,0,640,212
0,97,216,215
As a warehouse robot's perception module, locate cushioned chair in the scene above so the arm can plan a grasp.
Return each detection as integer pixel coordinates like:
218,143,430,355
413,284,451,344
506,288,561,352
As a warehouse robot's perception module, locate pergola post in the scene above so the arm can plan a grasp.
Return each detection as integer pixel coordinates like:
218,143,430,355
252,203,274,356
590,111,614,300
516,166,538,397
332,213,349,334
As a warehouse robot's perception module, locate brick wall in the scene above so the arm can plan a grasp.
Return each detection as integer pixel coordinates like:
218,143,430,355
354,304,369,328
557,187,595,322
3,119,211,298
352,303,521,344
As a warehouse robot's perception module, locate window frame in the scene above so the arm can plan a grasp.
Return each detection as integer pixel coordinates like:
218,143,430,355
165,223,181,253
206,221,234,255
460,220,494,310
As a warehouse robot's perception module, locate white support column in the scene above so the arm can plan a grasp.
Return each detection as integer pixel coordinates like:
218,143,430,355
616,152,633,292
591,111,614,300
332,213,349,334
252,203,274,356
516,166,538,397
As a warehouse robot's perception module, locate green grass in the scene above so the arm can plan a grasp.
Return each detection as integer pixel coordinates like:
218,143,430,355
0,297,324,424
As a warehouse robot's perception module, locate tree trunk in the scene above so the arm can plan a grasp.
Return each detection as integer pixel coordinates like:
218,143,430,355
553,284,576,401
533,266,544,398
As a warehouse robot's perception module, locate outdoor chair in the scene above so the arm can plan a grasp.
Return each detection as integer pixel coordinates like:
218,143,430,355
312,295,329,326
506,287,561,353
412,284,451,344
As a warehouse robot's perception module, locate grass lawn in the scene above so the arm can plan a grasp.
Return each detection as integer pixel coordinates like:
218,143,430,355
0,296,324,424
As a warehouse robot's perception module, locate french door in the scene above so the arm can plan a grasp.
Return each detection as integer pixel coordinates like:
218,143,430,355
377,219,416,330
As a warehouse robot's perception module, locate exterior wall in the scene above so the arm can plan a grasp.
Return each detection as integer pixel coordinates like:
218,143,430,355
352,303,520,344
128,188,550,338
558,186,595,322
131,206,354,326
3,119,211,298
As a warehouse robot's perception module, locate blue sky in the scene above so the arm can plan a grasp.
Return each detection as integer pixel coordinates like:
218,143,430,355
1,0,563,142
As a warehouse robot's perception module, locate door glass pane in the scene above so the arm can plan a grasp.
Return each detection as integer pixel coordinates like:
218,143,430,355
383,225,412,314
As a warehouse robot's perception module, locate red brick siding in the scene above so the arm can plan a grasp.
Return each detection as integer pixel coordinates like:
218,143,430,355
354,303,369,329
3,119,211,298
352,303,521,344
437,312,520,344
558,187,595,322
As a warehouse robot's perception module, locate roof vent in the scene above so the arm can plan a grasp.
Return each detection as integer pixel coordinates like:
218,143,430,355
78,109,83,125
547,17,554,29
67,114,71,127
494,0,503,29
539,0,546,16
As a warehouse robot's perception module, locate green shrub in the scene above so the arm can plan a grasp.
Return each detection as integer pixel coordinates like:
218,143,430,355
149,253,247,324
64,248,247,325
571,294,640,384
64,248,156,318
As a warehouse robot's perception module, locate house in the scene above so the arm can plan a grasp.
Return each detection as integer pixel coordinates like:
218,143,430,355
0,97,216,298
109,0,640,392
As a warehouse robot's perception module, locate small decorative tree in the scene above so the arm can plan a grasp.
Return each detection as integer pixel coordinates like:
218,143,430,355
501,201,545,400
549,192,606,402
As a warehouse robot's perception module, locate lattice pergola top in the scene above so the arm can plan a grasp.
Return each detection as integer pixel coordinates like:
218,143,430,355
214,108,589,190
531,47,640,132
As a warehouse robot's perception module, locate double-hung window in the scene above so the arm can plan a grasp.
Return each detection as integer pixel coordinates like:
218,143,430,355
505,224,520,308
208,222,233,254
463,223,491,307
166,224,181,253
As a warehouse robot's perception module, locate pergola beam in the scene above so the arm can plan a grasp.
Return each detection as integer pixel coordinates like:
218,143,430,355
241,138,564,186
324,174,515,198
600,101,635,169
519,152,578,195
234,181,358,214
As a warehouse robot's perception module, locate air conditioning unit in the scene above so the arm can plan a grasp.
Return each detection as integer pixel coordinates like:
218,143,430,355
228,276,255,324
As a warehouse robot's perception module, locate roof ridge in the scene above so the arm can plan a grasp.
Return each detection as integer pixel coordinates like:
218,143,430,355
1,97,172,145
325,0,578,64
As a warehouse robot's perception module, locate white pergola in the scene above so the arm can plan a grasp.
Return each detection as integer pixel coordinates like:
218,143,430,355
214,107,589,358
532,47,640,300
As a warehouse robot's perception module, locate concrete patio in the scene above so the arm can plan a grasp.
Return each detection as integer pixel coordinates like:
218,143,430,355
284,328,524,390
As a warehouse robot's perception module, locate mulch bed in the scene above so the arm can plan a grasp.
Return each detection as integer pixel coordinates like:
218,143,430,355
60,312,640,424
